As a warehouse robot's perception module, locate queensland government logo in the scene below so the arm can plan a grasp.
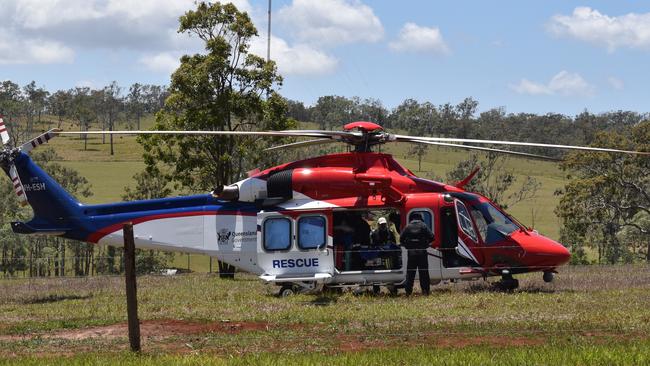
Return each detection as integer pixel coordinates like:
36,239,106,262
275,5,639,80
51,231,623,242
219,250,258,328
217,228,232,245
217,228,257,247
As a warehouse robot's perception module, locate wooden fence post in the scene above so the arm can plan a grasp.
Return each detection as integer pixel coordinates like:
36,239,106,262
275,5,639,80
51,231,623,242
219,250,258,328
123,223,141,352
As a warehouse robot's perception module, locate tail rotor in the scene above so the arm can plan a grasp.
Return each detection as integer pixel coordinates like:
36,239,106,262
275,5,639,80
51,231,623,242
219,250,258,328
0,114,59,206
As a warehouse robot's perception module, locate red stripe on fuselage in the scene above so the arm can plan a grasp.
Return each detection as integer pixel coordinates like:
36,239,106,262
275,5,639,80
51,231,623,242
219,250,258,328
86,210,256,243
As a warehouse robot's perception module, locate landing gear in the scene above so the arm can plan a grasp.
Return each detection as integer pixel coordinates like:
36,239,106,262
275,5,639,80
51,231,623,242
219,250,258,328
386,284,399,296
543,271,555,283
278,284,295,297
496,271,519,291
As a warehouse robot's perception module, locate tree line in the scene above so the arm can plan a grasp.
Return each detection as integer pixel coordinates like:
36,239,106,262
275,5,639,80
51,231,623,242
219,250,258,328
1,80,168,152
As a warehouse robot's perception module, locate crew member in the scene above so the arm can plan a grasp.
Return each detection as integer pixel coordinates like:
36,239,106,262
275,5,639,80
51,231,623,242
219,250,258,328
370,216,400,272
370,217,396,246
400,213,434,296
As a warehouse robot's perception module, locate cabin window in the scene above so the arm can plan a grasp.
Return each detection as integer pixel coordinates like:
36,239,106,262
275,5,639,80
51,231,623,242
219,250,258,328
469,202,520,245
263,217,292,251
455,200,478,243
298,216,326,250
408,210,434,235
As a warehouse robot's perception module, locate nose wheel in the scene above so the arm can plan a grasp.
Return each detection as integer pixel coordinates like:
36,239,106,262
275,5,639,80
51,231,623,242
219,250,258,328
496,271,519,291
543,271,555,283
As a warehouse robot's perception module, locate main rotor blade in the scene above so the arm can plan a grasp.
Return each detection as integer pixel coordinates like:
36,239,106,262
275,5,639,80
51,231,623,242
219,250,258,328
395,135,649,155
264,138,338,151
55,130,355,139
19,129,59,153
406,139,560,161
9,165,28,206
0,115,10,145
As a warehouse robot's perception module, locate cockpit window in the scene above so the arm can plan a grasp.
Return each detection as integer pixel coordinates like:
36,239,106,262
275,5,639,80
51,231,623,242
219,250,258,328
455,200,478,243
469,202,520,244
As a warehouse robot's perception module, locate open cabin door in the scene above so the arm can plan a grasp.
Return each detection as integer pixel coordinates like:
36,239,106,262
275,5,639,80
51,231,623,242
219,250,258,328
257,211,334,283
453,199,484,265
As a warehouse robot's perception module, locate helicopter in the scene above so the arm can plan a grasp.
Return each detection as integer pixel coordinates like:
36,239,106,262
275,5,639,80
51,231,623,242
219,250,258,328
1,117,647,295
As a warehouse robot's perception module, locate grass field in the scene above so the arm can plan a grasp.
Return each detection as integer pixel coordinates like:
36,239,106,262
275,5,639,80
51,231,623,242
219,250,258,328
0,265,648,364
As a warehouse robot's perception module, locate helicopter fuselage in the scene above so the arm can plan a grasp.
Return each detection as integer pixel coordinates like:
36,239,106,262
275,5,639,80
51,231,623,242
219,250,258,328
53,151,570,289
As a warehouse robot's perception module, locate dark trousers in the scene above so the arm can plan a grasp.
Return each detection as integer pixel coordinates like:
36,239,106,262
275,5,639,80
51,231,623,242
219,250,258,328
405,251,430,295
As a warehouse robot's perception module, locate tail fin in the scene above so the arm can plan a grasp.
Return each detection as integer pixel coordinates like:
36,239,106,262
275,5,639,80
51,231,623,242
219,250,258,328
10,152,81,233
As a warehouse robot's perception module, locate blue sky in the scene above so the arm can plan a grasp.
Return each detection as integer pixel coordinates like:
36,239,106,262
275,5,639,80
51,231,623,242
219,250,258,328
1,0,649,115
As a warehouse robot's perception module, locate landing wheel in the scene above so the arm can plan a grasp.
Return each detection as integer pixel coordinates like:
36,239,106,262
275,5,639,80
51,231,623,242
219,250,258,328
387,285,398,296
543,271,555,283
372,285,381,295
278,284,295,297
496,274,519,291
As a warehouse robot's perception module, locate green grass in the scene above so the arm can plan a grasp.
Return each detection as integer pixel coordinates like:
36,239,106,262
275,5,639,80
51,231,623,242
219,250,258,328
0,265,648,364
4,341,650,365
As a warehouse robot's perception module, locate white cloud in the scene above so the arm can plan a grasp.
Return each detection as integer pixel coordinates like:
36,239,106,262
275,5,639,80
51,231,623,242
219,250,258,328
139,52,181,74
389,23,449,54
0,0,340,76
0,30,74,64
607,76,624,90
548,7,650,52
510,71,595,97
277,0,383,45
250,36,338,76
510,79,552,96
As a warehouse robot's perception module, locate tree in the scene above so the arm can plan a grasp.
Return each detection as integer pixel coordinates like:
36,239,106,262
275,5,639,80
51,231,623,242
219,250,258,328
127,83,145,130
0,81,28,143
446,153,541,210
49,90,71,129
140,1,294,277
310,96,355,130
23,81,49,133
102,82,123,156
556,122,650,263
70,87,95,150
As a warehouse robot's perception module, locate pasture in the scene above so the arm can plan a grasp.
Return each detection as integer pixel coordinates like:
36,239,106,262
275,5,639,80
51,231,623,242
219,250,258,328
0,265,648,364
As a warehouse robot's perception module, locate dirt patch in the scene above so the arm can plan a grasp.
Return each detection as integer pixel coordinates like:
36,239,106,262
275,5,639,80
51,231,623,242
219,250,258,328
0,319,272,342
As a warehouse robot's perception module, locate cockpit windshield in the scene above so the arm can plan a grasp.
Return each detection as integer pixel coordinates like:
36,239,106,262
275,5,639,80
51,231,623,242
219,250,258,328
468,201,520,244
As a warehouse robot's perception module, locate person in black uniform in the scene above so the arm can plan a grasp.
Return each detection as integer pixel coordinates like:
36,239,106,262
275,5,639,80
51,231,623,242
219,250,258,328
370,217,396,246
400,213,434,295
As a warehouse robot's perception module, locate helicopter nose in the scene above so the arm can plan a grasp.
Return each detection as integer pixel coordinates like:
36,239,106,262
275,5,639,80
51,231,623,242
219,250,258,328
512,231,571,268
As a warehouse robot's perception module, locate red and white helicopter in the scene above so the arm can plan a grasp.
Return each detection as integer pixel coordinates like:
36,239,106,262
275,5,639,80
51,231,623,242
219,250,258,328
1,117,646,294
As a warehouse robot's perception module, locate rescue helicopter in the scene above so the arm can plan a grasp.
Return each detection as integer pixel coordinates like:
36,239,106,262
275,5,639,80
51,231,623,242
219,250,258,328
1,116,647,295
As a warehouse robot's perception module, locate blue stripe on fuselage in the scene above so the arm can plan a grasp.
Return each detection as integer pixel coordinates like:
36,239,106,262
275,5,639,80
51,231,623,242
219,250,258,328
62,196,258,242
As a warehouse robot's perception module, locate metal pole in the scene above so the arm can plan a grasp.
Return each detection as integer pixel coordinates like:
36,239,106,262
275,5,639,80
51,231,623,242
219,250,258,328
123,223,141,352
267,0,271,62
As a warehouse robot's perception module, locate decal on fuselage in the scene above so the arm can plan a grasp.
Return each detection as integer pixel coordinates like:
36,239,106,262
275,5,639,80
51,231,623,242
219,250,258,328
23,182,46,192
272,258,319,269
215,214,257,249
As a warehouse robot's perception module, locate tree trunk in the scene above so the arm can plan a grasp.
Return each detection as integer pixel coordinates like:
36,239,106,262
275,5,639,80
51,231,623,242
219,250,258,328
107,245,116,274
61,240,66,276
54,240,60,277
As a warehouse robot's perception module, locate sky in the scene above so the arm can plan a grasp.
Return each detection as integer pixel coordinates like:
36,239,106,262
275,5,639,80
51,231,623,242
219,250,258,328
1,0,650,115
